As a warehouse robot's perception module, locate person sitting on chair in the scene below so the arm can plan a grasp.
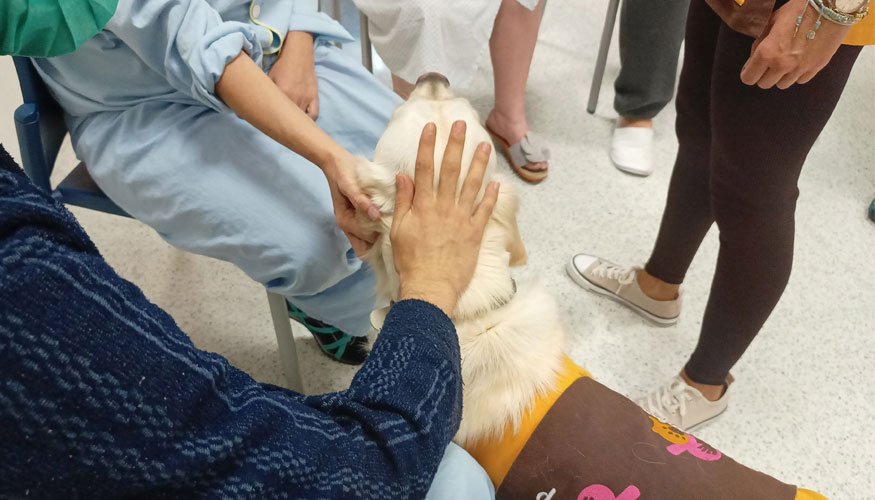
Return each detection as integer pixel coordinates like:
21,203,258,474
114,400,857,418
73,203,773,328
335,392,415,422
29,0,401,365
0,122,499,498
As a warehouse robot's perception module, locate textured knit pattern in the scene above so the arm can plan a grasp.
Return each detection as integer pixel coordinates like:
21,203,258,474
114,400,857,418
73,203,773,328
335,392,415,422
0,145,462,499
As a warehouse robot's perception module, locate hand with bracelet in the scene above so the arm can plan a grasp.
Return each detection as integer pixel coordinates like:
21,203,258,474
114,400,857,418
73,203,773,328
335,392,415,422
741,0,865,89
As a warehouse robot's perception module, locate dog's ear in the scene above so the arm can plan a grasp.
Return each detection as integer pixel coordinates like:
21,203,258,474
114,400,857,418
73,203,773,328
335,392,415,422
355,156,397,234
492,183,527,267
355,156,403,303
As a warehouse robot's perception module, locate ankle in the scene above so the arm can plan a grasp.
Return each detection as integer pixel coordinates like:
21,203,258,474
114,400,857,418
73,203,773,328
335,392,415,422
486,108,529,143
636,269,679,301
680,370,725,402
618,116,653,128
392,75,414,100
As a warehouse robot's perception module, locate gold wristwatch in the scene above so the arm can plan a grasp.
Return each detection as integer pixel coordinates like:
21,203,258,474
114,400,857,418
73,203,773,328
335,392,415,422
826,0,870,16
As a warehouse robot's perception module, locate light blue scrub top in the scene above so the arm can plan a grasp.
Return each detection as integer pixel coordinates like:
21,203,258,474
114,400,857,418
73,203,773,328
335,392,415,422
34,0,354,120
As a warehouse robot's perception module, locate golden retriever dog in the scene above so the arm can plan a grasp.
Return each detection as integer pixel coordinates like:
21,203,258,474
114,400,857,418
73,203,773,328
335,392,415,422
357,74,827,500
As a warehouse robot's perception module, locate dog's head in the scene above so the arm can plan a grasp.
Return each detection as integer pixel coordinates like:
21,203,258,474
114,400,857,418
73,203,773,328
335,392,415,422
358,73,527,320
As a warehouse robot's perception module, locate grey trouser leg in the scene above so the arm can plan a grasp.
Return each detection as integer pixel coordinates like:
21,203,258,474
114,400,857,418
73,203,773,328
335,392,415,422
613,0,690,119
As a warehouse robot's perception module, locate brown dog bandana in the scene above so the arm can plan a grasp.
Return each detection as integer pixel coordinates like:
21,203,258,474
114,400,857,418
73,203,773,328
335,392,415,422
497,377,796,500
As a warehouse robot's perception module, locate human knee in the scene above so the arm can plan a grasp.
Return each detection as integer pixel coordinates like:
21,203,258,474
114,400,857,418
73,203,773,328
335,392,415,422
709,175,799,229
426,443,495,500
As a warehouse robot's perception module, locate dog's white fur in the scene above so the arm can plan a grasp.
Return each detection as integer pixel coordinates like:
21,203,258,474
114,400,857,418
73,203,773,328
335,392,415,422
358,79,567,445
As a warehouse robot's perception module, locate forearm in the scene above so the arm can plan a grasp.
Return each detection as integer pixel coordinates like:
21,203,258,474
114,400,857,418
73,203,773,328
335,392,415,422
304,300,464,495
344,299,463,436
0,156,461,496
215,51,343,169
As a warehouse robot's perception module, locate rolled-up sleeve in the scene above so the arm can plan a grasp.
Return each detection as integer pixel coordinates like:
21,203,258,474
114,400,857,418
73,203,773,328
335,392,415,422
105,0,264,111
286,0,355,43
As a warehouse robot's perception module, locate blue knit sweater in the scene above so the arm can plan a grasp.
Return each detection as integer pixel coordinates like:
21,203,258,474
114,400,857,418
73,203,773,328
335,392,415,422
0,145,462,499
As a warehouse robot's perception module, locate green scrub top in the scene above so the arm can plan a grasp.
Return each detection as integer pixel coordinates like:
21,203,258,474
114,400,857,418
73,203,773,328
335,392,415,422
1,0,118,57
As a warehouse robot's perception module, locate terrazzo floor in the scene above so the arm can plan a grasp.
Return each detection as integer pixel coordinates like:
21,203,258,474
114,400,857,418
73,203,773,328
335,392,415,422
1,0,873,497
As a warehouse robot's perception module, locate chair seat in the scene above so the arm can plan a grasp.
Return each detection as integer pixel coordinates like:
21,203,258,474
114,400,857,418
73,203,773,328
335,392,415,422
55,162,130,218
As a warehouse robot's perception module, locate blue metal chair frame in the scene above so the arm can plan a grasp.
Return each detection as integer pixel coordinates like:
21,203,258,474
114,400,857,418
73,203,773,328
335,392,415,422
11,56,304,392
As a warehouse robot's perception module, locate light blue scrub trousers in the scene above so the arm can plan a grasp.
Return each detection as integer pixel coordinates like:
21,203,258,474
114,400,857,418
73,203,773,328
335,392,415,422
63,43,397,337
429,443,496,500
64,45,495,497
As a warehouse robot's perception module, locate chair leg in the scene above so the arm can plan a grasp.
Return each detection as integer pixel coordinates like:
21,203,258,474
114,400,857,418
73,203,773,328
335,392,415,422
587,0,622,114
331,0,343,49
266,291,304,392
360,12,373,73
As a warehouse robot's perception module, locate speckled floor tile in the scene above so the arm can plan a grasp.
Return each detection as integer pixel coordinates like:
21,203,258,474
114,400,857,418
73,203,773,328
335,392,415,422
0,0,872,496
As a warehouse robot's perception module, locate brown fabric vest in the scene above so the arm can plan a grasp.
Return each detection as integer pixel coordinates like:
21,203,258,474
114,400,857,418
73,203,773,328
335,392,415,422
496,377,798,500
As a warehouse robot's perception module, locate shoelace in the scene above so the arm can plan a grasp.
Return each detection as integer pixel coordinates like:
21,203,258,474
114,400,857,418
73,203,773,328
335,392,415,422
644,377,695,420
591,262,637,285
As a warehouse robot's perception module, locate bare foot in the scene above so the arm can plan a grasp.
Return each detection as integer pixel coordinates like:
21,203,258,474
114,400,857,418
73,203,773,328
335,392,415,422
636,268,680,301
618,116,653,129
485,109,548,172
681,370,726,402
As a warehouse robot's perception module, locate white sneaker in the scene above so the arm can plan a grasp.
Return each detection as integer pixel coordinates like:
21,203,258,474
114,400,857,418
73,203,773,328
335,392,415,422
637,375,733,431
566,254,681,326
610,125,654,176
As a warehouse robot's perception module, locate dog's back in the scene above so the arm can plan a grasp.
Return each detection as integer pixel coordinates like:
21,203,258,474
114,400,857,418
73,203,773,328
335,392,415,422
358,75,576,486
358,77,822,500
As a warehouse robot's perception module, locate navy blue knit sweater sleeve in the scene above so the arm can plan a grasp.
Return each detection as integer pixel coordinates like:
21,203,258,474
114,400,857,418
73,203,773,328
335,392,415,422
0,146,462,499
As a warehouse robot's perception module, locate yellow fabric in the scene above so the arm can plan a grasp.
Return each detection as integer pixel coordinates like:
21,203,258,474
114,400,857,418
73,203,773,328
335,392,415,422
795,488,829,500
462,355,591,489
462,357,829,497
844,13,875,45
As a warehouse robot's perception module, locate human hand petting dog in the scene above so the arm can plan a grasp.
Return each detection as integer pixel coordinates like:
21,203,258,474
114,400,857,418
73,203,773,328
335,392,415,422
391,121,499,316
217,47,379,257
323,151,381,257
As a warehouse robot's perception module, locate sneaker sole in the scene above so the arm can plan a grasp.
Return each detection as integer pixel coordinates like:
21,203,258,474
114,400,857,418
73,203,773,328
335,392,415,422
682,405,727,432
565,257,679,327
612,160,653,177
638,403,727,433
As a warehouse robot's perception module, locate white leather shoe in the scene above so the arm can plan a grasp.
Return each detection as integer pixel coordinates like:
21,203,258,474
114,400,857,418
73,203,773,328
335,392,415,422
610,125,654,176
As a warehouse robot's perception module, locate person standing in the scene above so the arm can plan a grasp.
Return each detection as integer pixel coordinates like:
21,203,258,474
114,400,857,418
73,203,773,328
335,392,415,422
355,0,552,183
569,0,873,430
610,0,690,176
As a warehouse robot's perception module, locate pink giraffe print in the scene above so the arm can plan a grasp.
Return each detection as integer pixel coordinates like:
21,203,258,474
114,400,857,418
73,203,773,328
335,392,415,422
665,435,722,461
577,484,641,500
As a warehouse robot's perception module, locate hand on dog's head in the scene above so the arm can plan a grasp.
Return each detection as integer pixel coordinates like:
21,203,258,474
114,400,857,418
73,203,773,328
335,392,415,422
357,82,526,320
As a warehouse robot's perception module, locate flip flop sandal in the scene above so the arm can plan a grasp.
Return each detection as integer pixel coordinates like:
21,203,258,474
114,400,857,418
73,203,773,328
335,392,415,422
486,124,551,184
286,301,369,365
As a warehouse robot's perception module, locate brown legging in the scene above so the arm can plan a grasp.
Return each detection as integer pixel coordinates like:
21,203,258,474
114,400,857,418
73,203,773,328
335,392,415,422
644,0,862,386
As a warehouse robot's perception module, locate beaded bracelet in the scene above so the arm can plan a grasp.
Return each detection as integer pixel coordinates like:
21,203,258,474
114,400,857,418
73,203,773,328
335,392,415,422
795,0,866,40
795,0,825,39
